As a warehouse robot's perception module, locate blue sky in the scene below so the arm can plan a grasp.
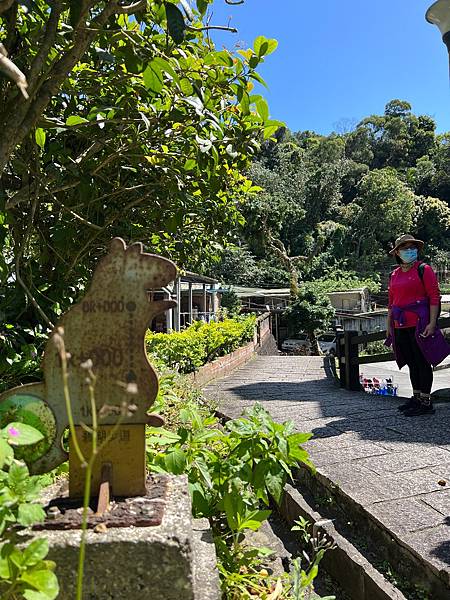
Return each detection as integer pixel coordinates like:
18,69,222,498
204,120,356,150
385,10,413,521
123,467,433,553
208,0,450,134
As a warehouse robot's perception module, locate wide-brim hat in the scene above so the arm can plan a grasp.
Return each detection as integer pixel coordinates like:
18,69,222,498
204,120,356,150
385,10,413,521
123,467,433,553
389,234,424,256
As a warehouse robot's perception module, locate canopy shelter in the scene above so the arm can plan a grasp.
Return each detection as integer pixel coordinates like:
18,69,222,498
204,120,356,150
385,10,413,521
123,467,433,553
152,272,220,333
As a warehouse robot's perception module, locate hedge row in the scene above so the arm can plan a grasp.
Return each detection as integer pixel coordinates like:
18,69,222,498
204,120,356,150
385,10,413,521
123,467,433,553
145,315,256,374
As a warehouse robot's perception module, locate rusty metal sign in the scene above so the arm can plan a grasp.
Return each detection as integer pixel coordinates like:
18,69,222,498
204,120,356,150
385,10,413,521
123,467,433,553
0,239,177,498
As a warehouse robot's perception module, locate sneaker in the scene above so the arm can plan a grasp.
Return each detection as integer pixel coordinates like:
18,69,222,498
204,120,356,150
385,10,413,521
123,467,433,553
404,403,435,417
397,396,419,412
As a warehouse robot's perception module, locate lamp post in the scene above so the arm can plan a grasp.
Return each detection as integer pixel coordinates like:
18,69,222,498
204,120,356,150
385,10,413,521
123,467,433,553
426,1,450,56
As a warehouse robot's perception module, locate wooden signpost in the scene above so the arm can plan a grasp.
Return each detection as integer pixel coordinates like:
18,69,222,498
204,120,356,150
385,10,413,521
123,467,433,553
0,238,177,501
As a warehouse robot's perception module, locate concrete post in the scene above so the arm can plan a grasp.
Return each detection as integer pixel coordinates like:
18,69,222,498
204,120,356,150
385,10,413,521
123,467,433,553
203,284,207,321
188,282,193,324
174,277,181,332
166,290,173,331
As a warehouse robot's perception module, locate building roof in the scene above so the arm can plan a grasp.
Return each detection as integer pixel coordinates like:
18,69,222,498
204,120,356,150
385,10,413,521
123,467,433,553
327,288,369,296
229,286,290,298
181,271,219,285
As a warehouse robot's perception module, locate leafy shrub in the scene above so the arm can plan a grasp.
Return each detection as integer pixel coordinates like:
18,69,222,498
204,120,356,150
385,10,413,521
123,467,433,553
0,324,47,393
147,380,320,598
147,402,312,523
306,271,381,294
146,315,256,374
360,340,389,356
219,289,242,316
0,423,59,599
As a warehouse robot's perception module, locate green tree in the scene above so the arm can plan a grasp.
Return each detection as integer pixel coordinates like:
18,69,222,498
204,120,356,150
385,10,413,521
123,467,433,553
0,0,281,385
344,168,416,261
285,287,335,354
414,196,450,249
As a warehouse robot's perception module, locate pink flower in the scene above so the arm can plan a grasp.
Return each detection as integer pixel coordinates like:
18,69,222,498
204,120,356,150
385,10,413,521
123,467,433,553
7,426,20,438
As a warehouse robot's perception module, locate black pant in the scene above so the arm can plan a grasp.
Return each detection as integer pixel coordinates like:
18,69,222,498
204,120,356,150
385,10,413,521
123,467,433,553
394,327,433,394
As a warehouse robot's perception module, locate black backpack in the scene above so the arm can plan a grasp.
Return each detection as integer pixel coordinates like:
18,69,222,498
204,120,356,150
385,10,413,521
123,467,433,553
390,262,442,318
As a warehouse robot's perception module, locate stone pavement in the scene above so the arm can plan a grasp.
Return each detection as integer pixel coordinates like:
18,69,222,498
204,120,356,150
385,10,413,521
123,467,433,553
205,356,450,589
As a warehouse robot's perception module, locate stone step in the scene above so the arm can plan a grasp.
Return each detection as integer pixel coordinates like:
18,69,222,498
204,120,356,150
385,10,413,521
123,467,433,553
279,483,408,600
293,465,450,600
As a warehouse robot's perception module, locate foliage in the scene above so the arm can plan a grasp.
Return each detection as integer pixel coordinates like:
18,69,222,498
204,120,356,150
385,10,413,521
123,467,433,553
307,271,381,294
360,340,389,357
415,196,450,250
0,0,280,388
146,315,256,373
147,401,312,520
210,99,450,293
0,324,46,393
218,289,242,317
147,401,313,596
148,368,330,599
0,425,58,600
285,289,335,344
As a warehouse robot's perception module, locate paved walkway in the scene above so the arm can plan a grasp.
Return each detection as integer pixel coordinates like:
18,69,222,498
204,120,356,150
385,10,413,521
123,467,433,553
205,356,450,586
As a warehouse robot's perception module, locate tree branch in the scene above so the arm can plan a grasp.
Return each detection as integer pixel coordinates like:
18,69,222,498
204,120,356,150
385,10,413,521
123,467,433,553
187,25,237,33
28,1,63,88
0,1,123,174
14,166,54,328
115,0,147,14
52,199,103,231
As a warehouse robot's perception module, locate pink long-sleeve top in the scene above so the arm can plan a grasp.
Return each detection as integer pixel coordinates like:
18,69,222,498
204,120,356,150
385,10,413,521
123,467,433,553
388,262,441,329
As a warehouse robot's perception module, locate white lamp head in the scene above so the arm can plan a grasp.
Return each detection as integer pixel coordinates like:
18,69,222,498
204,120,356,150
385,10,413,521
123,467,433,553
426,0,450,51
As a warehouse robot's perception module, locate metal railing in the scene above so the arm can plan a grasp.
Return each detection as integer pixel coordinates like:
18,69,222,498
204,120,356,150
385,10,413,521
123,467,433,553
336,316,450,391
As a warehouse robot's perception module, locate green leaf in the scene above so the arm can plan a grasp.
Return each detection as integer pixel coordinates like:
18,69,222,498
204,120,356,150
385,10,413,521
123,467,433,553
179,78,194,96
264,39,278,56
287,432,313,446
165,2,186,44
153,57,180,86
164,448,187,474
21,569,59,598
255,98,269,121
23,539,49,567
249,71,268,89
143,61,164,93
238,509,272,532
0,437,13,469
265,466,286,505
223,492,239,531
239,91,250,115
4,422,44,446
35,128,46,150
23,591,55,600
253,36,268,58
254,36,278,57
184,158,196,171
65,116,88,126
18,503,46,527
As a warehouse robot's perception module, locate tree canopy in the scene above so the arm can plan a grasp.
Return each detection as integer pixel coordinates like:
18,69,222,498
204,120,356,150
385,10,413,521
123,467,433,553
212,100,450,289
0,0,281,386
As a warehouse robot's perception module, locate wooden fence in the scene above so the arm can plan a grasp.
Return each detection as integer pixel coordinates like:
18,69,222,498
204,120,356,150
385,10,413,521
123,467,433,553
336,316,450,391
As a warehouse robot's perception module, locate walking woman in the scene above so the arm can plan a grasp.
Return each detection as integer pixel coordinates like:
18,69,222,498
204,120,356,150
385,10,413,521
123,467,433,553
386,234,450,416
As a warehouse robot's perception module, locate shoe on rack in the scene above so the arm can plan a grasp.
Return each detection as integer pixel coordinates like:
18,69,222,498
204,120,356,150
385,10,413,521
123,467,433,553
404,403,435,417
397,396,419,412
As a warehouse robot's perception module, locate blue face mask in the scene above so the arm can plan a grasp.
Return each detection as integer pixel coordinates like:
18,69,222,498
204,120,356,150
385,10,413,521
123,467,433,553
398,248,418,264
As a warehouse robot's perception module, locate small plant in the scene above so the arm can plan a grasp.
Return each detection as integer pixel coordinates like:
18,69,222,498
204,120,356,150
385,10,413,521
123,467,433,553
289,518,336,599
0,423,59,599
147,400,313,598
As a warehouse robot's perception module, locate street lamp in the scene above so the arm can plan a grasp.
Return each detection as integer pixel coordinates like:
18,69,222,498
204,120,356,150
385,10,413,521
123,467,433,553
426,1,450,56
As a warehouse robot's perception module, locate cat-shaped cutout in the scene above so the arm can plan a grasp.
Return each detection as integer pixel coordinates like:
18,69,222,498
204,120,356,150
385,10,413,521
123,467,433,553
0,238,177,474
